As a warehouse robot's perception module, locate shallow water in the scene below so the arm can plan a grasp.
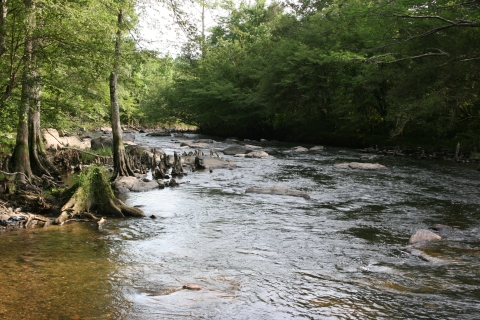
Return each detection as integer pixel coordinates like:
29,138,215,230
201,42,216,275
1,134,480,319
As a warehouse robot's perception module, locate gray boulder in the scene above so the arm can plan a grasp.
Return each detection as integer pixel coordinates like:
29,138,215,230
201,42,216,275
409,229,442,245
245,186,310,199
310,146,324,151
222,145,253,155
244,144,262,150
112,176,162,193
245,151,269,158
180,142,211,149
42,128,90,149
195,156,236,170
334,162,388,170
292,146,309,152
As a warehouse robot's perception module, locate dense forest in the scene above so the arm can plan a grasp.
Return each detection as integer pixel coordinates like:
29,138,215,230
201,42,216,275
1,0,479,156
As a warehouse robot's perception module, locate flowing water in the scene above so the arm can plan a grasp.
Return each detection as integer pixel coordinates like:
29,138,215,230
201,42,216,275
1,134,480,319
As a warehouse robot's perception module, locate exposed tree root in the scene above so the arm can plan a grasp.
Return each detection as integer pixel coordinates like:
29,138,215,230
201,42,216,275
54,165,144,225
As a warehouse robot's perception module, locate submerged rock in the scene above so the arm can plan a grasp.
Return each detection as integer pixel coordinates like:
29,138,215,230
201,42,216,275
409,229,442,245
222,145,253,155
334,162,388,170
113,176,162,193
310,146,324,151
180,142,211,149
245,151,269,158
431,224,453,231
292,146,309,152
245,186,310,199
195,156,236,170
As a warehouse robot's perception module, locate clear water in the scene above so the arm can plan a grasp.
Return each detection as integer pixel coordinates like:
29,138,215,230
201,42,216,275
1,134,479,319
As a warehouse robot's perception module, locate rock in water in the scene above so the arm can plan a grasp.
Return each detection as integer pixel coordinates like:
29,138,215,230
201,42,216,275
333,162,388,170
194,156,236,170
222,145,253,155
409,229,442,244
245,151,269,158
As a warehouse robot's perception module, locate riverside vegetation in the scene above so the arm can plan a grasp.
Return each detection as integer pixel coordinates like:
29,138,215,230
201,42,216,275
0,0,479,224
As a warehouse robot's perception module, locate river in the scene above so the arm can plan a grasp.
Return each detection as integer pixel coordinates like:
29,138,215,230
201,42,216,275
1,134,480,319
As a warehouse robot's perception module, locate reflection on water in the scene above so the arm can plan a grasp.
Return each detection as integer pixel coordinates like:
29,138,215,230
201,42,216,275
0,223,127,320
1,134,480,319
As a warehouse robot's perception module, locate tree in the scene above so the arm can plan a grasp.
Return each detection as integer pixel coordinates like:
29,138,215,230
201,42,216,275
110,7,136,180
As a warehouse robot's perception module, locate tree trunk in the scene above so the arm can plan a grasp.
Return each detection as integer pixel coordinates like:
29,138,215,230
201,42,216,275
110,9,134,181
29,93,60,179
54,166,144,225
11,0,36,183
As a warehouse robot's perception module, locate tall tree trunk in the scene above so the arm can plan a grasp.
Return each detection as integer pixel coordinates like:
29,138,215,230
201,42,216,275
110,9,134,180
28,78,60,179
12,0,35,183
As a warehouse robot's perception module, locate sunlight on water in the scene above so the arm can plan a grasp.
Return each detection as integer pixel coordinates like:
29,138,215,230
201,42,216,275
1,134,480,319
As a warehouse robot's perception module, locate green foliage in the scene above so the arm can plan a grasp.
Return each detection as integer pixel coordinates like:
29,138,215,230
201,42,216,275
140,0,480,149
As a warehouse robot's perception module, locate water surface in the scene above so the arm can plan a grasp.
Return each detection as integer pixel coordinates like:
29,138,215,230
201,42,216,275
1,134,479,319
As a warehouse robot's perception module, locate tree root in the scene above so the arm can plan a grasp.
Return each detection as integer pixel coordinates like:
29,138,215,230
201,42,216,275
54,165,144,225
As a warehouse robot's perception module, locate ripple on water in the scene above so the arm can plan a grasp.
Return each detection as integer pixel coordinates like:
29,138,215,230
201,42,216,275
2,136,480,319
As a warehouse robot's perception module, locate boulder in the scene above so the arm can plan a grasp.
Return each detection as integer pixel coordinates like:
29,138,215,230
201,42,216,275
431,224,453,231
292,146,309,152
222,145,253,155
245,151,269,158
42,128,90,149
409,229,442,245
112,176,162,193
90,136,113,151
245,186,310,199
194,156,236,170
310,146,324,151
180,142,211,149
333,162,388,170
244,144,262,149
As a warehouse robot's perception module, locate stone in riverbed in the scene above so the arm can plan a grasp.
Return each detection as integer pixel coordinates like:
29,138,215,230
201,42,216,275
310,146,324,151
222,145,253,155
112,176,162,193
194,156,236,170
430,224,453,231
292,146,309,152
334,162,388,170
180,142,211,149
245,186,310,199
245,151,269,158
409,229,442,245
